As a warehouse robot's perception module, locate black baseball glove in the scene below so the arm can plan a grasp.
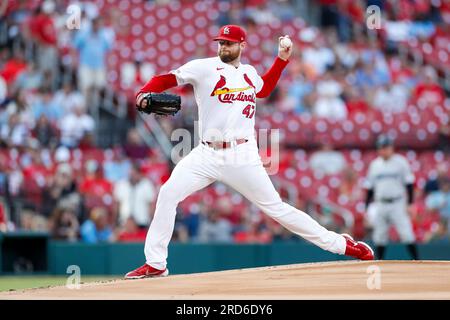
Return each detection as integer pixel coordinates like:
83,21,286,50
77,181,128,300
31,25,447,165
136,93,181,116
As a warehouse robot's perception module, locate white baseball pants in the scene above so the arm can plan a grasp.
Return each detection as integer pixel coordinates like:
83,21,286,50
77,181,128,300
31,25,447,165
372,200,416,245
144,138,347,269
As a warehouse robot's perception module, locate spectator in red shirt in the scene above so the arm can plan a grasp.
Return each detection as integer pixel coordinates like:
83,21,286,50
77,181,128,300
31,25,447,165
440,1,450,24
344,86,370,114
0,203,7,232
386,0,416,21
116,217,147,242
123,128,151,160
22,139,52,188
0,50,27,85
411,203,440,243
27,3,57,47
346,0,365,23
233,216,272,244
413,66,445,107
388,56,417,89
79,160,113,197
1,0,12,16
26,1,58,86
79,160,113,216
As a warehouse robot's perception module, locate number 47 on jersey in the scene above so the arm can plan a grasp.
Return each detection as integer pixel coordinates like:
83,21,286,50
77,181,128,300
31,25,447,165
242,104,255,119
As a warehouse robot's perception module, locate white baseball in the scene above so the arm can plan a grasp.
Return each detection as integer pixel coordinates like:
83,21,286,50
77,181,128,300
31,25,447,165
280,36,292,48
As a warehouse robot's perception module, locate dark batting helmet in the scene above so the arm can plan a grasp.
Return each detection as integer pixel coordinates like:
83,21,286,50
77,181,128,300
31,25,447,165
376,134,394,149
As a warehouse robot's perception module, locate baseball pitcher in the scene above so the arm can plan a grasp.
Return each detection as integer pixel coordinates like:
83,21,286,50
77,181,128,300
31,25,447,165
125,25,374,279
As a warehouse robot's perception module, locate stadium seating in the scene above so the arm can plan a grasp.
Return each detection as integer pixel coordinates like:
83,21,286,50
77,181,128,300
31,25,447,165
1,0,448,243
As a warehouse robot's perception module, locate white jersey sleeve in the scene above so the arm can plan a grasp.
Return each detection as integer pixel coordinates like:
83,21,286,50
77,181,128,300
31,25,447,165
251,66,264,94
170,59,206,86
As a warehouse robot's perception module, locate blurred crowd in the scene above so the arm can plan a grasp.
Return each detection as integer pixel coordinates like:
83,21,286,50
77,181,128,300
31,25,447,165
0,0,156,242
0,0,119,151
0,0,449,245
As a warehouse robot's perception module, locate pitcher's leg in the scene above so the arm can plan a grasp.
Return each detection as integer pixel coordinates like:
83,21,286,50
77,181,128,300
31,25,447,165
144,151,216,269
221,163,346,254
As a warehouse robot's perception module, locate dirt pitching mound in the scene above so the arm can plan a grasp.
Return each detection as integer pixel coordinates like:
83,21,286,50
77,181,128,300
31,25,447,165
1,260,449,299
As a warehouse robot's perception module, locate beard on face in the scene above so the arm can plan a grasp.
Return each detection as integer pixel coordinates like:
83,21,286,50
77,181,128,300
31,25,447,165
218,47,240,63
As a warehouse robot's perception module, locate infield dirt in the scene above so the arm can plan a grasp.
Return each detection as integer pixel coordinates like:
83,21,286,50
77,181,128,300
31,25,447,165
1,260,449,299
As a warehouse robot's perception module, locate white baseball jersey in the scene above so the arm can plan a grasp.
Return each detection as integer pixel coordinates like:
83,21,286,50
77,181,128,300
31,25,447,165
142,56,349,271
170,57,264,142
364,154,415,201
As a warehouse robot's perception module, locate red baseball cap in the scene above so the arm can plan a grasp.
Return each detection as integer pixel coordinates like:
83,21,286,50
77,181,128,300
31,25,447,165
213,25,246,43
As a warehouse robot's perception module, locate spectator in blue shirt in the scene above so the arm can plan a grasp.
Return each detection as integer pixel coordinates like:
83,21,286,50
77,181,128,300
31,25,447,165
73,17,114,99
426,178,450,217
354,60,390,90
103,148,132,183
31,88,62,124
288,73,313,114
80,207,114,243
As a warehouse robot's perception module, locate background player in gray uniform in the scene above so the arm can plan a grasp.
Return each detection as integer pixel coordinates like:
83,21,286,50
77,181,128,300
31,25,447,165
364,134,419,260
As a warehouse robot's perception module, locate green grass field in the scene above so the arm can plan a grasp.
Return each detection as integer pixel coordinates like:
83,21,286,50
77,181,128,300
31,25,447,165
0,276,119,292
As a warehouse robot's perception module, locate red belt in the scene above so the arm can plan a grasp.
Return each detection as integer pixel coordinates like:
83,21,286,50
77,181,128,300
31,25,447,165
202,138,248,150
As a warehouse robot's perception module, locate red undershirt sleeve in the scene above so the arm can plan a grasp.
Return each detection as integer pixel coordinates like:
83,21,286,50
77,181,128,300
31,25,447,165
136,73,178,98
256,57,289,99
